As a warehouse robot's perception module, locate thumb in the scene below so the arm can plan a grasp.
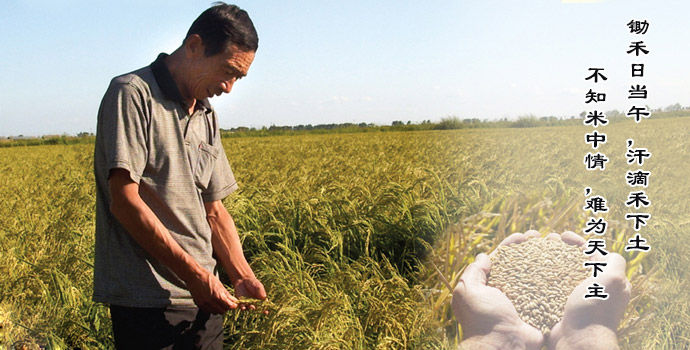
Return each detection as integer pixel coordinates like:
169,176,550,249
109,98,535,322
599,253,631,297
223,288,238,308
601,252,627,276
253,280,267,300
460,253,491,286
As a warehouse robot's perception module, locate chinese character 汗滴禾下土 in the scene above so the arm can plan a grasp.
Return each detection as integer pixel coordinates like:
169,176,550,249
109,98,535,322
625,234,651,251
626,140,652,165
625,191,651,209
626,170,650,187
625,213,651,231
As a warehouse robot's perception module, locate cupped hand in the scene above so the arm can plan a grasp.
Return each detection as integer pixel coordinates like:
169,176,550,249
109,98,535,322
547,239,631,350
234,277,269,314
452,231,544,350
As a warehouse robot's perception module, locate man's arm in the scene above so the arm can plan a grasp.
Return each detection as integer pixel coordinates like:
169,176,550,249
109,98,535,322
204,200,266,304
109,168,238,314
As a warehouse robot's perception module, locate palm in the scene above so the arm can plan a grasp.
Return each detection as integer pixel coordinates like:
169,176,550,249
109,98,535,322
453,253,544,347
233,277,268,313
550,252,631,339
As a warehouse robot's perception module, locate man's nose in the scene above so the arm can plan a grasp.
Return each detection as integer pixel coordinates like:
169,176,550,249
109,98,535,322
222,80,235,94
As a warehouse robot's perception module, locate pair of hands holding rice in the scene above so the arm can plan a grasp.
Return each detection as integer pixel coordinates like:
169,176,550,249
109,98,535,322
452,230,631,350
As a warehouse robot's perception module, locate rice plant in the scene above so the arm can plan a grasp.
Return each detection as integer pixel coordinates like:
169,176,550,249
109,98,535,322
0,116,687,349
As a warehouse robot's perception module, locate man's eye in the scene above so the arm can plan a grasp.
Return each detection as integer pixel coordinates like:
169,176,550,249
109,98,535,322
224,69,243,81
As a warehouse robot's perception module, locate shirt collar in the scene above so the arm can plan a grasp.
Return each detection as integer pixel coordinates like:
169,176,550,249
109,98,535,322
150,53,211,111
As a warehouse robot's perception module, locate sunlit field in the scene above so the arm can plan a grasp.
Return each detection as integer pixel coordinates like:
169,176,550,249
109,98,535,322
0,117,688,349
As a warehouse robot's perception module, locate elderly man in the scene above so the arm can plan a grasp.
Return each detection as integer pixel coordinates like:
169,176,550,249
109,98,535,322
93,3,265,349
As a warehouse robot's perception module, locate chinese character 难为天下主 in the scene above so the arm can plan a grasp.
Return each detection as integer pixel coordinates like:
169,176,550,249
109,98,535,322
584,217,608,235
585,239,608,256
584,188,609,213
584,261,608,278
584,283,609,299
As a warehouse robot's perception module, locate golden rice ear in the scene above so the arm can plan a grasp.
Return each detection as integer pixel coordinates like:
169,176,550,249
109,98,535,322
488,237,589,335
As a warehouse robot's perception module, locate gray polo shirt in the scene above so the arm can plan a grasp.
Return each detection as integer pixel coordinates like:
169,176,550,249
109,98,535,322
93,53,238,307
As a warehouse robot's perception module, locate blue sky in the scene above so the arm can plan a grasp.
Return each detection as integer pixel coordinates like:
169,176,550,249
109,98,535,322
1,0,688,136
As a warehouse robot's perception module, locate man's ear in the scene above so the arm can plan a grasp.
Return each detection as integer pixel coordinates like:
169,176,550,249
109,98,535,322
184,34,205,58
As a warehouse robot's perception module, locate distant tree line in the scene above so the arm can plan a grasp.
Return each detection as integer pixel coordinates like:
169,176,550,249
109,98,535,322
4,104,690,146
220,104,690,138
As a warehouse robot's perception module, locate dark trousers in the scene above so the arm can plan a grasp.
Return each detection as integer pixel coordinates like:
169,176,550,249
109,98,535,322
110,305,223,350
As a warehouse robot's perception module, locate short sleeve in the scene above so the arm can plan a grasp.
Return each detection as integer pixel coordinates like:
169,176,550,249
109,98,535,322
97,80,149,184
201,121,238,202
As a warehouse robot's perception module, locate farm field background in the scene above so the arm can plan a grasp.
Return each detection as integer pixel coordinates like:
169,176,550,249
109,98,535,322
0,117,688,349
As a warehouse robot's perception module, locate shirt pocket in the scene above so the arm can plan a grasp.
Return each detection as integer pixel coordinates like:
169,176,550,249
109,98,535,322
193,142,219,191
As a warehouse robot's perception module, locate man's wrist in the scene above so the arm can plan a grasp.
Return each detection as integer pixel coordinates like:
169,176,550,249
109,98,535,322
548,324,619,350
177,258,209,285
231,273,257,286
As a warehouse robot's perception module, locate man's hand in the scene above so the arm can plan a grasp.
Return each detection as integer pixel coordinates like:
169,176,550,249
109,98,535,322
234,277,268,313
452,232,544,350
186,269,239,315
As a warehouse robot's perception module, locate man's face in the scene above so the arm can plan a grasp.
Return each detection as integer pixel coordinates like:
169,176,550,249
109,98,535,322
187,45,255,100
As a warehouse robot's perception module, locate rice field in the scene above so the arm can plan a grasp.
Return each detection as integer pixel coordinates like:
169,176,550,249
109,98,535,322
0,116,688,349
